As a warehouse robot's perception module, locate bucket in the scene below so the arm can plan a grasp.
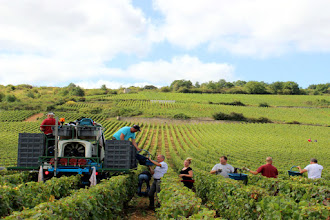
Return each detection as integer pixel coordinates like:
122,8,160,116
288,166,302,176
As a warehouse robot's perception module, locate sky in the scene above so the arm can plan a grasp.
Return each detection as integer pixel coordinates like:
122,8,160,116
0,0,329,89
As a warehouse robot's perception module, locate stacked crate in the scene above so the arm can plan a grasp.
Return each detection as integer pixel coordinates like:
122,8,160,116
104,140,137,169
17,133,45,167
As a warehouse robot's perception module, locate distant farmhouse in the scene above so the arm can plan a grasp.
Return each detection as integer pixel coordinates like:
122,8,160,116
123,88,131,94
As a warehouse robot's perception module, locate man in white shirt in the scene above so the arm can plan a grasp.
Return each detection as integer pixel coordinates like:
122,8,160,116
210,156,234,178
148,155,168,210
297,158,323,179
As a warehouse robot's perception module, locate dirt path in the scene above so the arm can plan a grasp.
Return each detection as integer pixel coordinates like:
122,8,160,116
24,113,44,122
125,196,156,220
124,184,156,220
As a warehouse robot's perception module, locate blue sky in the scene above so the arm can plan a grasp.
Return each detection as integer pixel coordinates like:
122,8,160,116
0,0,329,89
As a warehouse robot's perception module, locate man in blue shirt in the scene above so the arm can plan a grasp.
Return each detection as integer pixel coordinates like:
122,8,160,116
112,125,141,151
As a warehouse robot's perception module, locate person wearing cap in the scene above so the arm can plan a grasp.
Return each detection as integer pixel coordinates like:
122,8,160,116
297,158,323,179
242,157,278,178
112,125,141,151
40,112,60,136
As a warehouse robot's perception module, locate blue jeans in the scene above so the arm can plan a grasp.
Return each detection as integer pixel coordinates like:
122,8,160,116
138,174,150,195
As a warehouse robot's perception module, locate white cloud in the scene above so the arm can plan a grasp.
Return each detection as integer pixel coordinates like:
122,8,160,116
0,0,150,60
153,0,330,56
0,53,235,88
76,55,236,89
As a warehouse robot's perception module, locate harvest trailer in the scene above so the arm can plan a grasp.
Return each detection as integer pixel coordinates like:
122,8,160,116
7,118,137,184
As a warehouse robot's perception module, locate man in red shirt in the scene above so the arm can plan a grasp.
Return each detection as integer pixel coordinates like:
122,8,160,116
243,157,278,178
40,112,59,136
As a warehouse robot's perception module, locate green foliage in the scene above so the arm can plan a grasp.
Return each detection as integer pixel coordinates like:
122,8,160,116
0,92,4,102
144,85,158,90
209,100,245,106
257,196,330,219
0,175,81,217
157,170,216,219
173,113,190,120
79,106,102,114
259,102,270,107
270,81,284,94
6,173,137,219
212,112,247,121
244,81,268,94
170,79,193,91
0,172,31,186
160,86,171,92
5,95,17,102
0,110,37,122
283,81,300,95
103,107,142,117
248,117,272,123
26,91,35,99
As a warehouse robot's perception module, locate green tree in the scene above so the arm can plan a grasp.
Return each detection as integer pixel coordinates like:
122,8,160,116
217,79,227,89
316,83,329,93
0,92,4,102
160,86,171,92
244,81,267,94
70,86,85,96
100,84,107,90
26,91,35,98
269,81,284,94
308,84,317,89
233,80,247,87
225,82,234,88
144,85,158,90
170,80,193,91
5,94,17,102
283,81,300,95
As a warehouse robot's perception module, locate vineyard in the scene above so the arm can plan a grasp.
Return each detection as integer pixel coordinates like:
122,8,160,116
0,92,329,219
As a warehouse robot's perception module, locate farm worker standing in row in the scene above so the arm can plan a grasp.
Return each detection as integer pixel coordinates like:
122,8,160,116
297,158,323,179
148,155,168,210
112,125,141,151
210,156,234,178
243,157,278,178
179,158,194,189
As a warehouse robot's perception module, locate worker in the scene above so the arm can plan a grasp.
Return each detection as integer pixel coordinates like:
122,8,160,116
179,158,194,189
112,125,141,151
297,158,323,179
242,157,278,178
148,155,168,210
40,112,59,136
210,156,234,178
138,170,151,196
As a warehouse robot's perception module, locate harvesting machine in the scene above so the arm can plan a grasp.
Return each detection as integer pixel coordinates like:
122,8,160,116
7,117,138,184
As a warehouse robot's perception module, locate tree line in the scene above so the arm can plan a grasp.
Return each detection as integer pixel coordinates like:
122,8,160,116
142,80,329,95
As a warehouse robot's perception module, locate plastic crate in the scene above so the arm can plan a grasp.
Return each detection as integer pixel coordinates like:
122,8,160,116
103,140,137,169
17,133,45,167
77,126,101,137
52,126,72,136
